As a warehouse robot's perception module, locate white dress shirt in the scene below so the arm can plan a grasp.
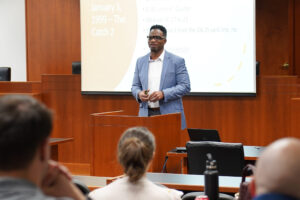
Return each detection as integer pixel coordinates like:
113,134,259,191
148,50,165,108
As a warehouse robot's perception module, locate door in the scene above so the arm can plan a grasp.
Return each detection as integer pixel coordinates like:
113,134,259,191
256,0,294,75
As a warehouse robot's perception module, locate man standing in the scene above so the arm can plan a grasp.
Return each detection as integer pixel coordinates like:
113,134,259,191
0,95,86,200
132,25,190,130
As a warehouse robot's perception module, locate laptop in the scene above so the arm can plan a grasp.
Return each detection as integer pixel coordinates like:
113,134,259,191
173,129,221,153
187,128,221,142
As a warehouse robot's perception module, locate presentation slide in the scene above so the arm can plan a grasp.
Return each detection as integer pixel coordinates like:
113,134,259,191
81,0,255,95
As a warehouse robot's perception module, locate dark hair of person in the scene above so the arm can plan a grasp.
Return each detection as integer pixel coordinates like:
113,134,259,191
150,24,167,37
118,127,155,183
0,95,52,170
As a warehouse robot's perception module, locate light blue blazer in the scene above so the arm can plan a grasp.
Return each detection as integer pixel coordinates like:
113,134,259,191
131,51,191,129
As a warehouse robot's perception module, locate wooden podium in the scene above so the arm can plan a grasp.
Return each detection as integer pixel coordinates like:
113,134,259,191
90,111,181,176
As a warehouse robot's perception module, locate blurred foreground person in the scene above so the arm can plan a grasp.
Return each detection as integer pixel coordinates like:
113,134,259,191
252,137,300,200
0,95,86,200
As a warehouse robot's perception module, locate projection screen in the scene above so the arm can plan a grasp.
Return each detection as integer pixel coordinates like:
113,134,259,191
80,0,256,96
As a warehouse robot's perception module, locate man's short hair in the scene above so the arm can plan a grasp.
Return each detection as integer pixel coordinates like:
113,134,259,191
150,24,167,37
0,95,52,170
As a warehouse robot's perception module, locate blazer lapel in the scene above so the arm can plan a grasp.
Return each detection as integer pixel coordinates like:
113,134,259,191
160,51,170,90
142,54,150,90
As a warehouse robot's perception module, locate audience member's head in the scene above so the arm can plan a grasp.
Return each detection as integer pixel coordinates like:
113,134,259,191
254,137,300,199
0,95,85,200
118,127,156,183
0,94,52,171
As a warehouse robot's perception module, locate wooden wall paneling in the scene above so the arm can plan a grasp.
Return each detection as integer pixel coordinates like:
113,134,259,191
70,0,81,63
184,96,258,144
244,76,300,145
289,0,295,74
254,76,299,144
25,0,41,81
294,0,300,76
238,76,299,145
256,0,291,75
26,0,81,81
183,76,300,146
290,97,300,137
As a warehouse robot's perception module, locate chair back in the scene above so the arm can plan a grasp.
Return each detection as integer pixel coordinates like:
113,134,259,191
186,141,244,176
187,128,221,142
72,61,81,74
256,61,260,76
0,67,11,81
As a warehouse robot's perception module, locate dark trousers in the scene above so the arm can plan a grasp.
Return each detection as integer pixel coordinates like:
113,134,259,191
148,108,161,116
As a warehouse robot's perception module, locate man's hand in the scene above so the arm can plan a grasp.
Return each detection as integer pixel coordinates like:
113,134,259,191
149,91,164,102
138,90,149,102
42,160,85,200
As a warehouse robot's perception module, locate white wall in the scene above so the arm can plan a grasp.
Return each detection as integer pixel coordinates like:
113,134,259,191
0,0,26,81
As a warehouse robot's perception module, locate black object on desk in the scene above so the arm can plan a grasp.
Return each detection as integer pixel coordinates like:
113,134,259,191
188,128,221,142
0,67,11,81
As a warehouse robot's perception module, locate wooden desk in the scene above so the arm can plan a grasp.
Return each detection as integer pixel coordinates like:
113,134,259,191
147,173,248,193
167,145,264,174
73,175,108,191
50,138,73,161
75,172,248,193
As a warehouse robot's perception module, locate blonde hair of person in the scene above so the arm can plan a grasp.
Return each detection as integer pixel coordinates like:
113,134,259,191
118,127,155,183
